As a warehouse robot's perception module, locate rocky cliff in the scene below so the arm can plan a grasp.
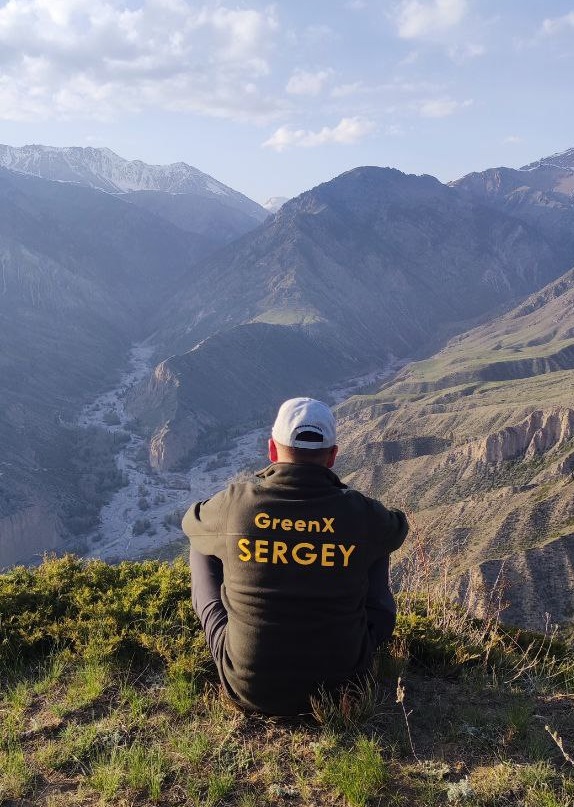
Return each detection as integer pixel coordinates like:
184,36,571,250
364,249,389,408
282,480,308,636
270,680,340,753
454,408,574,465
457,533,574,630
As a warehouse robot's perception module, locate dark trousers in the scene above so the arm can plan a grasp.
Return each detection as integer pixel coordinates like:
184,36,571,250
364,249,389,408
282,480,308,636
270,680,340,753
189,547,397,666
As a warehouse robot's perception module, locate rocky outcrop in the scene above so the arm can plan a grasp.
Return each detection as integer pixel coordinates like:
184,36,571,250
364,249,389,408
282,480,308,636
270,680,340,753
456,533,574,631
149,417,204,471
128,322,356,471
126,360,180,433
457,408,574,465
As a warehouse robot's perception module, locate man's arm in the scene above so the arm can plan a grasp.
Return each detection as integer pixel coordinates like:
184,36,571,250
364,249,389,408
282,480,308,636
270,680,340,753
181,490,228,559
365,501,408,645
371,500,409,552
366,555,396,645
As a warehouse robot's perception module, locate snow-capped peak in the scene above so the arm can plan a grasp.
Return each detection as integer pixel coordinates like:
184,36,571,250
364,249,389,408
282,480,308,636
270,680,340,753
0,144,260,213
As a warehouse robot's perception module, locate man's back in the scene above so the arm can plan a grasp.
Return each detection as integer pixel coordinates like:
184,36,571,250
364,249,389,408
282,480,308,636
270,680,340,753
183,461,407,714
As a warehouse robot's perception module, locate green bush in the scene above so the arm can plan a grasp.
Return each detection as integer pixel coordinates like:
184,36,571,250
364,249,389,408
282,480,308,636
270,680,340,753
0,555,198,671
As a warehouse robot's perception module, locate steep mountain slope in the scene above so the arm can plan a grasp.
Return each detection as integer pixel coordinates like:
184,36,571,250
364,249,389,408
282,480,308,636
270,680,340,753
136,166,570,470
451,146,574,262
120,190,264,246
0,144,268,244
0,168,205,567
335,268,574,631
0,168,208,312
158,167,566,357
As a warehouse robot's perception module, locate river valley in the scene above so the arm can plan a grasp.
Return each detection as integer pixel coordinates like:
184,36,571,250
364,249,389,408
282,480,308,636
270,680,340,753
79,344,403,563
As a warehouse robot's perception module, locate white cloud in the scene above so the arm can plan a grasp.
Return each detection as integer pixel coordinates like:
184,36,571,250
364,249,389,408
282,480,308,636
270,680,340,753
0,0,282,122
503,135,522,144
262,117,376,151
418,97,472,117
330,82,365,98
541,12,574,35
286,69,333,97
448,42,485,61
394,0,468,39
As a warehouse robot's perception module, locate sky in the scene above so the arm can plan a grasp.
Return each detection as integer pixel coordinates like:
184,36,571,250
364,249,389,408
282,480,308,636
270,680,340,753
0,0,573,204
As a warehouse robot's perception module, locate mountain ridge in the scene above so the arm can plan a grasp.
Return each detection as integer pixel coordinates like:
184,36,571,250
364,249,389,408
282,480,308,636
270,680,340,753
0,143,268,244
0,143,258,203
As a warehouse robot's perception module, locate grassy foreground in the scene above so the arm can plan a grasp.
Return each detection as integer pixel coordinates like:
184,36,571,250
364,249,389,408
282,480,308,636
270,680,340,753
0,555,573,807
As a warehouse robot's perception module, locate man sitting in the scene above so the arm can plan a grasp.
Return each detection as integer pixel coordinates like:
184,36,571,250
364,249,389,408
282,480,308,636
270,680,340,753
182,397,408,715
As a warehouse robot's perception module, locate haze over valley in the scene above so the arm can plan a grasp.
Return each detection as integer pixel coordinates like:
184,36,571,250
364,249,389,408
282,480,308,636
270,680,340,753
1,144,574,635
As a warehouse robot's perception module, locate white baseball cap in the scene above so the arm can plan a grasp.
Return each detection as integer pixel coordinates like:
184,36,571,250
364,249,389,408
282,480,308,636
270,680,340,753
271,397,336,449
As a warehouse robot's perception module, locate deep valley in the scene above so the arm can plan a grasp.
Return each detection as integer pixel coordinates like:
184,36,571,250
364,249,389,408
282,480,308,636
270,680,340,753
1,143,574,636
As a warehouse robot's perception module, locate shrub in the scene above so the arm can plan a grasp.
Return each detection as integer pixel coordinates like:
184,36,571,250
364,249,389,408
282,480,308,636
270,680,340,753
0,555,198,671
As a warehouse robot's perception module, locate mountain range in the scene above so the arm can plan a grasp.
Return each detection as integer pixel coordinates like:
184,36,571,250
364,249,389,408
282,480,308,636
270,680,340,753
1,143,574,633
137,165,570,471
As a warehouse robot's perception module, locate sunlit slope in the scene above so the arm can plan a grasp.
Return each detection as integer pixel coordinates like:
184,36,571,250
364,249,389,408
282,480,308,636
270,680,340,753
336,268,574,630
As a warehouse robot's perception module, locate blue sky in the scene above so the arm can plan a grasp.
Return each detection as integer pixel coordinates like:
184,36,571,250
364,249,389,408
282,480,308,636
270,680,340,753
0,0,573,203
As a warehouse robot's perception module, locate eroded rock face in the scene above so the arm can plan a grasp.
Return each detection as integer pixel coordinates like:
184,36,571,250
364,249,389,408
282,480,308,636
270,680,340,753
149,416,202,471
485,408,574,463
456,533,574,631
455,408,574,465
126,360,180,430
0,505,62,568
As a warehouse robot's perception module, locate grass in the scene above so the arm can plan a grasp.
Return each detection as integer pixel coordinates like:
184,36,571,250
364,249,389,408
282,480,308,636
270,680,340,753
0,743,33,801
0,555,572,806
319,735,389,807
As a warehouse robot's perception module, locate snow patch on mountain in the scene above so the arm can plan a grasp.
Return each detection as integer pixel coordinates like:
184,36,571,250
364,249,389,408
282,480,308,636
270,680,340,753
0,144,263,215
521,147,574,172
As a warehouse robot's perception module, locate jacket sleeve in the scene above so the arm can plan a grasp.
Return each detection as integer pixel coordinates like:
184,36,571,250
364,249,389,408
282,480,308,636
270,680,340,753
366,554,397,644
181,489,229,559
370,499,409,553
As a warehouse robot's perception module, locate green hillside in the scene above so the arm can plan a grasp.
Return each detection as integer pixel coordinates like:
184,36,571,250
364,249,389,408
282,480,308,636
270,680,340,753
1,555,572,807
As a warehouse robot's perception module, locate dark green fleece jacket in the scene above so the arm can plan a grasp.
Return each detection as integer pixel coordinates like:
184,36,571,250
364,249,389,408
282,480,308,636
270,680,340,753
182,463,408,714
